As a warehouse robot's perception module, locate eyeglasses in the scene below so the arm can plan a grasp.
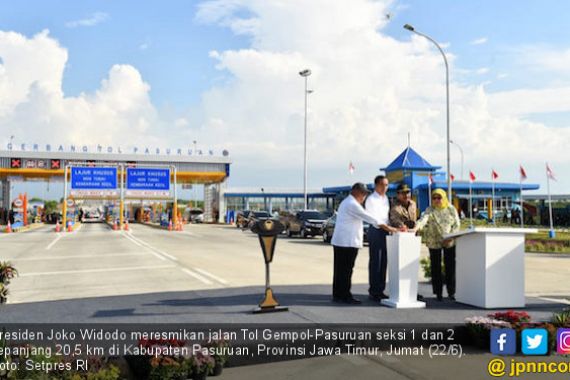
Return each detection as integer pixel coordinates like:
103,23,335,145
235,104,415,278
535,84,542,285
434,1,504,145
432,196,442,200
398,191,411,194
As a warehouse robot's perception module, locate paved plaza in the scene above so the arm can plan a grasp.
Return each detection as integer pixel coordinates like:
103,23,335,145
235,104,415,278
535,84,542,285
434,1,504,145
0,223,568,323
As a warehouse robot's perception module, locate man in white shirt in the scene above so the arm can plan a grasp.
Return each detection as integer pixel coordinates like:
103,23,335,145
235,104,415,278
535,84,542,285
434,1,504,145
331,183,382,304
365,175,398,301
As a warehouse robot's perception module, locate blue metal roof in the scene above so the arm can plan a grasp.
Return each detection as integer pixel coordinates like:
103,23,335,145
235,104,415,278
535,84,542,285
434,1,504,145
381,146,441,172
225,192,335,198
322,183,399,194
416,181,540,191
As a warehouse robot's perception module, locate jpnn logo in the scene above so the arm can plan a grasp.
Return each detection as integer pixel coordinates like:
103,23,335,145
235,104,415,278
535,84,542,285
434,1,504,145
491,329,516,355
522,328,548,355
557,328,570,355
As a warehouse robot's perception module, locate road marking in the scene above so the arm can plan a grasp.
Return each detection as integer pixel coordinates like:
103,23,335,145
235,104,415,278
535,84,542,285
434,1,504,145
46,234,63,250
19,265,175,277
182,268,213,285
10,253,146,261
125,232,178,261
537,296,570,305
122,231,224,286
121,232,166,261
193,267,229,285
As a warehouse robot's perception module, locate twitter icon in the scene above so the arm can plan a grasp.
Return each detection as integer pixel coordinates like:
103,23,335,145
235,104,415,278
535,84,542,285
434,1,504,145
522,328,548,355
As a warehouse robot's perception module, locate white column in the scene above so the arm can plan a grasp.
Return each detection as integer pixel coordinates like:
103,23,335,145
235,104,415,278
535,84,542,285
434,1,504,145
217,181,226,223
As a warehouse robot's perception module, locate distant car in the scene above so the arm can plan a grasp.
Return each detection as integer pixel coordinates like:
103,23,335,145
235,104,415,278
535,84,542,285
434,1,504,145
321,214,336,243
247,211,273,228
321,214,370,244
188,209,204,223
236,210,273,229
286,210,328,238
83,211,103,223
235,211,247,228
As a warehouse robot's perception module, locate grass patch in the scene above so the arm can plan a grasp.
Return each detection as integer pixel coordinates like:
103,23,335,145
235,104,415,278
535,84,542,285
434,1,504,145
457,220,570,253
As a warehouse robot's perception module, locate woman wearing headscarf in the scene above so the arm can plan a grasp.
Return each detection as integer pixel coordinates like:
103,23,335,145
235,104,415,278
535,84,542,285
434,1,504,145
415,189,460,301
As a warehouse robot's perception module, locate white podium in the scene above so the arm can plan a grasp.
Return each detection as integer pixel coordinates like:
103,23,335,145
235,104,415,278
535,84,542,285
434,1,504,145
381,233,426,308
444,227,537,309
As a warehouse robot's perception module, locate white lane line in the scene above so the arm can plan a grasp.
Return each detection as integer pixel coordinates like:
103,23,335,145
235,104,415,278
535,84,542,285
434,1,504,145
10,253,146,261
19,264,175,277
46,234,63,250
180,230,202,238
123,229,224,286
537,296,570,305
182,268,213,285
121,233,166,261
193,267,229,285
126,232,178,261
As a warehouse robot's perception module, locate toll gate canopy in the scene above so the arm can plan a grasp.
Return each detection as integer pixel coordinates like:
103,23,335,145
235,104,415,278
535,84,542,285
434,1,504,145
0,149,231,223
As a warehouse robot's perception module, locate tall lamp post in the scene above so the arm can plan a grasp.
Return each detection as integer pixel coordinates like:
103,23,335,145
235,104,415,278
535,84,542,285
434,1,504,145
299,69,312,210
450,140,464,180
404,24,451,201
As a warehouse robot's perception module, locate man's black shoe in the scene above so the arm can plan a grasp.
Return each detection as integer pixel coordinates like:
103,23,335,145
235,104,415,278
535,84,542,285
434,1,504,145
332,297,361,304
436,294,443,301
369,293,389,301
448,295,456,301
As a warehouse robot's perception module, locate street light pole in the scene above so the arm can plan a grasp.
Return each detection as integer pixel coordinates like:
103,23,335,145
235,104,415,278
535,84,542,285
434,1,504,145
299,69,312,210
450,140,464,180
404,24,452,202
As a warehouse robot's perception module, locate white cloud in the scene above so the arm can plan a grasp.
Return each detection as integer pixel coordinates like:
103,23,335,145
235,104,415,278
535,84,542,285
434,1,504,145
0,30,160,148
475,67,489,75
470,37,488,45
488,86,570,117
191,0,569,191
65,12,109,28
517,45,570,78
0,1,568,194
174,117,189,127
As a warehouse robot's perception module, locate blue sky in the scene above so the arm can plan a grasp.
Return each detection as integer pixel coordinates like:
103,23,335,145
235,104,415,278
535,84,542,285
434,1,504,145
1,0,569,198
0,0,247,109
2,0,568,105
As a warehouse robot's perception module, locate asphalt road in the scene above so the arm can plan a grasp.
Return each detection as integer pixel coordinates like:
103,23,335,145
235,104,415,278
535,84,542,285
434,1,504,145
2,222,376,304
0,223,568,324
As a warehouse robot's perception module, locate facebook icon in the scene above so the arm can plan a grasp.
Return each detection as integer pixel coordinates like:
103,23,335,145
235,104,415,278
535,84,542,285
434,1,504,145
491,329,516,355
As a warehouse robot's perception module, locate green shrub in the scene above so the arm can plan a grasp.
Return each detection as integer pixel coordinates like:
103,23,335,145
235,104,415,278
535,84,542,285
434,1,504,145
420,258,431,279
551,308,570,327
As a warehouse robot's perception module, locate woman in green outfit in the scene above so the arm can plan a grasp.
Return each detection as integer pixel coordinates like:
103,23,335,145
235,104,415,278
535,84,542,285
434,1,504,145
415,189,460,301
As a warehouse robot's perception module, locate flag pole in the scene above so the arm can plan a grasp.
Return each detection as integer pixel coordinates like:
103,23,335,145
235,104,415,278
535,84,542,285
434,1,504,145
520,176,524,228
547,165,554,237
469,178,473,228
489,173,497,224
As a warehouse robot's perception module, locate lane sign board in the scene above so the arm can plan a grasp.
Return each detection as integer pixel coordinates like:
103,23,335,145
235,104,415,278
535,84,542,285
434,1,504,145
70,167,119,197
126,167,171,198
